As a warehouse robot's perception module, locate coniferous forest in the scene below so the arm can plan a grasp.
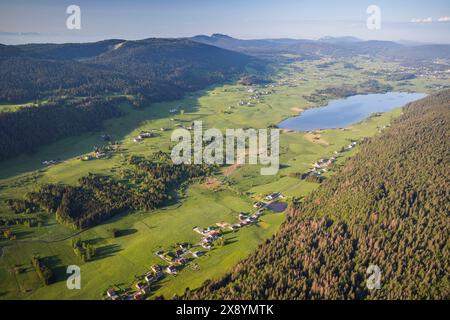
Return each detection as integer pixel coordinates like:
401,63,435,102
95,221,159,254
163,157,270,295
185,90,450,300
7,153,216,229
0,96,124,160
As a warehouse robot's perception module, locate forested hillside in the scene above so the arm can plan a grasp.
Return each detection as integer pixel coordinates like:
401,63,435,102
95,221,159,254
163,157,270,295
186,90,450,300
0,96,124,160
0,38,254,102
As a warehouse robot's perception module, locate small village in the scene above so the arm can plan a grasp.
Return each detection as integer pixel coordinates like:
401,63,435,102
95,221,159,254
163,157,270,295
132,130,160,143
104,191,285,300
238,86,274,107
302,141,357,180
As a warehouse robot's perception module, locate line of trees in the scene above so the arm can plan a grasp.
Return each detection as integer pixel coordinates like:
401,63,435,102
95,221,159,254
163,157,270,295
31,255,54,286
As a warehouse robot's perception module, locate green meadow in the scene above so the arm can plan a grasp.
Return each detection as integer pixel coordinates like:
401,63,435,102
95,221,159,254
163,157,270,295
0,58,437,299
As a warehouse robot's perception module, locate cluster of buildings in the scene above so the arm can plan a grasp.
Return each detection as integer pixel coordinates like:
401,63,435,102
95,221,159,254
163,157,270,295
41,159,61,166
133,130,156,143
169,105,182,114
265,192,282,201
81,150,108,161
302,141,357,179
238,87,273,107
193,192,284,248
106,264,164,300
193,227,222,250
80,143,120,161
104,192,285,300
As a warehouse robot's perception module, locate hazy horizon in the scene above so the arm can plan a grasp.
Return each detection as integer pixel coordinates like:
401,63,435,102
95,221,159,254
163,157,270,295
1,0,450,45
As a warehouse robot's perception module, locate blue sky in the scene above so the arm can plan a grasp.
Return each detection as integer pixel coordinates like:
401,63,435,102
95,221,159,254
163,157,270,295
1,0,449,44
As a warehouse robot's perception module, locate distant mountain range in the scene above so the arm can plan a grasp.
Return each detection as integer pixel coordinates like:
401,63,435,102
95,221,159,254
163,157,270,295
190,34,450,62
1,34,449,103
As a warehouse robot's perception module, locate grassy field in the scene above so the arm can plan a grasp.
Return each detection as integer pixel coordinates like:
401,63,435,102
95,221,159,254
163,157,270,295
0,57,441,300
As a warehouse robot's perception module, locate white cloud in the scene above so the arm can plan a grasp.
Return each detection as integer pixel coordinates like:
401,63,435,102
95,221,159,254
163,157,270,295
410,16,450,23
410,17,433,23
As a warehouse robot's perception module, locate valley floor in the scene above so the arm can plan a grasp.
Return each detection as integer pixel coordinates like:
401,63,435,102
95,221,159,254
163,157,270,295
0,57,446,299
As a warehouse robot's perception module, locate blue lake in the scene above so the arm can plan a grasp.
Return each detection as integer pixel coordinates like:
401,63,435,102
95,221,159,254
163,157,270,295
278,92,427,132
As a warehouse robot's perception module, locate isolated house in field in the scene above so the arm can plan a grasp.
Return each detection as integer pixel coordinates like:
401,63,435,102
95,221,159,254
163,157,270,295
139,131,154,139
178,243,189,252
265,192,282,201
133,292,144,300
192,251,204,258
193,226,204,234
144,273,155,283
166,265,177,274
107,288,119,300
135,282,147,292
239,213,248,221
175,249,184,257
133,137,143,143
176,258,187,265
201,243,212,250
208,230,221,239
253,201,265,209
216,222,230,228
151,264,162,275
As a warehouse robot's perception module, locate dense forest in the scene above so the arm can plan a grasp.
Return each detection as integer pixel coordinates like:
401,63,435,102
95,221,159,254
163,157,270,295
0,39,254,102
0,96,124,160
185,90,450,300
7,152,217,229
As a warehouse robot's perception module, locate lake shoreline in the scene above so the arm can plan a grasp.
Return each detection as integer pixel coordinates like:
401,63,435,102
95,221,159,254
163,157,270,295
277,91,427,132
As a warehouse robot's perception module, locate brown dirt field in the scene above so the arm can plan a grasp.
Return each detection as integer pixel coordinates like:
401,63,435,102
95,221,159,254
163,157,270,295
291,107,305,113
222,164,241,176
304,132,329,145
200,177,222,190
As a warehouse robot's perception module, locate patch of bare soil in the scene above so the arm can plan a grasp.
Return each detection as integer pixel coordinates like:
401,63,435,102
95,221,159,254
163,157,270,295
200,177,222,190
291,107,305,113
222,164,241,176
304,132,329,145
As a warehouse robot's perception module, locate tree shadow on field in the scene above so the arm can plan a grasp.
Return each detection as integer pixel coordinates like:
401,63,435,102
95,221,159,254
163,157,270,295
41,255,67,283
91,244,122,261
117,229,137,237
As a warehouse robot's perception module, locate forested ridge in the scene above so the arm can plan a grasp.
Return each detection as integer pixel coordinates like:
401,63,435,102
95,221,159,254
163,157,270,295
0,39,254,102
185,90,450,300
0,96,124,160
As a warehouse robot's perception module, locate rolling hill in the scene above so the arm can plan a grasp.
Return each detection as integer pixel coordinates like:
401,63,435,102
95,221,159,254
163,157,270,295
0,38,255,103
